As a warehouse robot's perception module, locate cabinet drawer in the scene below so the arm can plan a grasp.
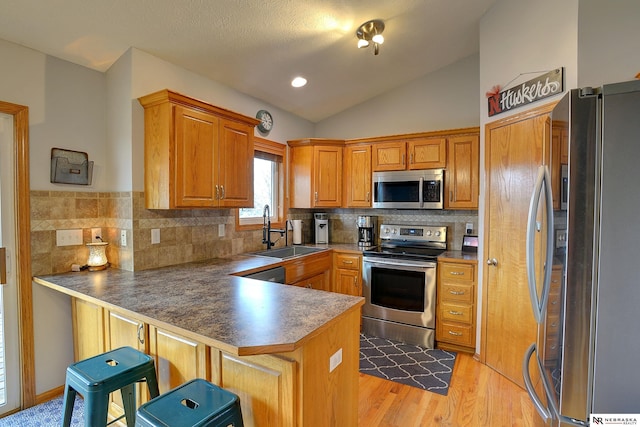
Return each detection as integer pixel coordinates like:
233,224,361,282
440,302,473,324
437,321,474,347
440,263,474,282
334,253,361,271
285,253,331,284
440,282,474,304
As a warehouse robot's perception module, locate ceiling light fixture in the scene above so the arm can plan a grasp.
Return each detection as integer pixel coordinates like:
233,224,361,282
356,19,385,55
291,76,307,88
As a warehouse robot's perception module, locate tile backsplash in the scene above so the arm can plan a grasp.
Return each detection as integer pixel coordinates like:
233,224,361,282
31,191,478,275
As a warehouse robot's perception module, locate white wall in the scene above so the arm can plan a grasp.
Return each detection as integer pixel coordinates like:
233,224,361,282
0,39,108,192
315,54,481,139
578,0,640,87
478,0,579,353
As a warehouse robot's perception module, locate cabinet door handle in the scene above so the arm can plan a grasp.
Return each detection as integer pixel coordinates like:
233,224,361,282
215,185,220,200
448,310,464,316
448,330,463,336
220,185,225,200
366,191,370,202
314,192,318,203
306,283,312,289
402,154,405,165
410,153,414,164
137,323,145,345
449,271,464,276
449,290,465,295
450,190,453,202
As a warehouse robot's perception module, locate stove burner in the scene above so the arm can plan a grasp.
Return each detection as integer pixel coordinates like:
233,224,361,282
364,223,448,261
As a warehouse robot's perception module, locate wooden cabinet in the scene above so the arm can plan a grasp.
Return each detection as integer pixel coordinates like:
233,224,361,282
343,144,371,207
436,259,477,353
71,298,104,362
284,250,331,291
288,139,343,208
149,326,208,393
445,134,480,209
551,120,569,210
372,138,446,171
139,89,258,209
332,251,362,296
212,351,296,427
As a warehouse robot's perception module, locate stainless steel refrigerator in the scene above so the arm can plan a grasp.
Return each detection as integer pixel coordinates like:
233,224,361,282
523,79,640,426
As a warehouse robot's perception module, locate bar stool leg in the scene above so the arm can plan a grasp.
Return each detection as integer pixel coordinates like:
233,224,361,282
61,385,77,427
84,393,110,427
145,370,160,399
121,383,136,426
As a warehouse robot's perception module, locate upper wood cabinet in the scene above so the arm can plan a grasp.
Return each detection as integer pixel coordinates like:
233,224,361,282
288,139,343,208
343,144,372,207
372,137,446,171
445,134,480,209
139,89,259,209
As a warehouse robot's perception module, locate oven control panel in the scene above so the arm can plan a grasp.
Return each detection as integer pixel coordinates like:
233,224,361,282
379,224,447,243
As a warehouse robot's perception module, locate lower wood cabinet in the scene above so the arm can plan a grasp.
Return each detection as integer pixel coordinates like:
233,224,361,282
149,326,208,393
284,251,331,291
436,258,478,353
71,296,360,427
332,251,363,296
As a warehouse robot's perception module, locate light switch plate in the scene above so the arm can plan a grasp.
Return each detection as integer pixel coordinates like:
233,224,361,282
151,228,160,244
56,229,83,246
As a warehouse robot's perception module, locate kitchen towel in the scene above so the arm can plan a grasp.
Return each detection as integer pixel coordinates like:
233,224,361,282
292,220,303,244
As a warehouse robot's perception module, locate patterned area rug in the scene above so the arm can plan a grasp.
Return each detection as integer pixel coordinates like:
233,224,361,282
0,396,84,426
359,333,457,396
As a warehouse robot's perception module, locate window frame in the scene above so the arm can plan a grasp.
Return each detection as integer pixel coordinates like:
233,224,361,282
235,137,287,231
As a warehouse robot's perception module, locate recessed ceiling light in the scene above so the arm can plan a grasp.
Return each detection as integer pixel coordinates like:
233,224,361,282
291,77,307,88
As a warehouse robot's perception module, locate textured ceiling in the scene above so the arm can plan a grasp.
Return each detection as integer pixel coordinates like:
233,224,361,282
0,0,496,122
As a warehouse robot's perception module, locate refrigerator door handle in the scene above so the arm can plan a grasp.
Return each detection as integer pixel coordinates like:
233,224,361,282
526,165,555,324
522,343,552,422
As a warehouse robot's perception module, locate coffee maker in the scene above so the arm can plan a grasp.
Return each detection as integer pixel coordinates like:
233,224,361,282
314,213,329,244
356,215,376,248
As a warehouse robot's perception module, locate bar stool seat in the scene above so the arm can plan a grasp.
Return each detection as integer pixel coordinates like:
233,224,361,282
136,379,244,427
62,346,160,427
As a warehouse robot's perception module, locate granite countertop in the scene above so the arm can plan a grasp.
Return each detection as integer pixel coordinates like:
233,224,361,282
33,252,364,357
438,250,479,263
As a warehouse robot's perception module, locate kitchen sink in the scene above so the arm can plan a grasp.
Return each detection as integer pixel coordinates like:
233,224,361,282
251,246,326,259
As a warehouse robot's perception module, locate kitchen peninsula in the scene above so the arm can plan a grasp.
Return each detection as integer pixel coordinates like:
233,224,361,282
34,255,364,427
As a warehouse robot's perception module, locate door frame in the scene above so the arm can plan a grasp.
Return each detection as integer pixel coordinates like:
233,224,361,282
0,101,34,409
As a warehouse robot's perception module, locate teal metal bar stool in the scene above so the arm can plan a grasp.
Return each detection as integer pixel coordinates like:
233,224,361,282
136,378,244,427
61,346,160,427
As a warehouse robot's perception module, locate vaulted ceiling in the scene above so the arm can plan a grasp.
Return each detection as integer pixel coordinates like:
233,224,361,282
0,0,496,122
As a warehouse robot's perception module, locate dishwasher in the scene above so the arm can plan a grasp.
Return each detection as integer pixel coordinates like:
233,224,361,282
242,266,285,284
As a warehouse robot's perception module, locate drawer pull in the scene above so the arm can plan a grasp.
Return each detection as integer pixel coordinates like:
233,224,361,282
448,310,464,316
449,271,464,276
342,260,353,265
449,290,465,295
448,331,463,336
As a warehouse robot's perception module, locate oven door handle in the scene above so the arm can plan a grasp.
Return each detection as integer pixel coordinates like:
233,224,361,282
364,258,436,269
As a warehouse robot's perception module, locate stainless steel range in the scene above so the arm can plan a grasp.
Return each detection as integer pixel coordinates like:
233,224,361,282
362,224,447,349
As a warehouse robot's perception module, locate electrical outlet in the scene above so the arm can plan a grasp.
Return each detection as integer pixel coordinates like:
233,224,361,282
329,348,342,373
120,230,127,247
56,229,83,246
465,223,473,234
91,228,102,243
151,228,160,244
218,224,225,237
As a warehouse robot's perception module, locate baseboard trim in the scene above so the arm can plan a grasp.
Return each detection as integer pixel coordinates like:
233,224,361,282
35,385,64,405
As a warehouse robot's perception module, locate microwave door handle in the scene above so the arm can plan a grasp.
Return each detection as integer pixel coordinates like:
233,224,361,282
419,177,424,208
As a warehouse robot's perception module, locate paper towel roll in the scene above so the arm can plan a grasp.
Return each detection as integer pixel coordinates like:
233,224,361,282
292,220,303,244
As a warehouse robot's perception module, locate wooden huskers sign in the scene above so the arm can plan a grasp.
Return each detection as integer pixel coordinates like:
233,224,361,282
488,68,564,117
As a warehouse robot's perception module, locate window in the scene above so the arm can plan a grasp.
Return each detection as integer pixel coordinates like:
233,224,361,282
237,138,286,229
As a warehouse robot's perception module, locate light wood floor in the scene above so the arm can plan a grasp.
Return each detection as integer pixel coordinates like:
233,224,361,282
358,352,543,427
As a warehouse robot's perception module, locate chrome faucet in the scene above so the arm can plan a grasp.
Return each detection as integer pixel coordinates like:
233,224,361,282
262,204,287,249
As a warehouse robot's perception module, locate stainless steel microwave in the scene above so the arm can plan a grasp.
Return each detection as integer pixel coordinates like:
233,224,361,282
372,169,444,209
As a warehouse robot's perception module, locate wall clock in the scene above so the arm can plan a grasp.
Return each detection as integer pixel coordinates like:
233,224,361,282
256,109,273,133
